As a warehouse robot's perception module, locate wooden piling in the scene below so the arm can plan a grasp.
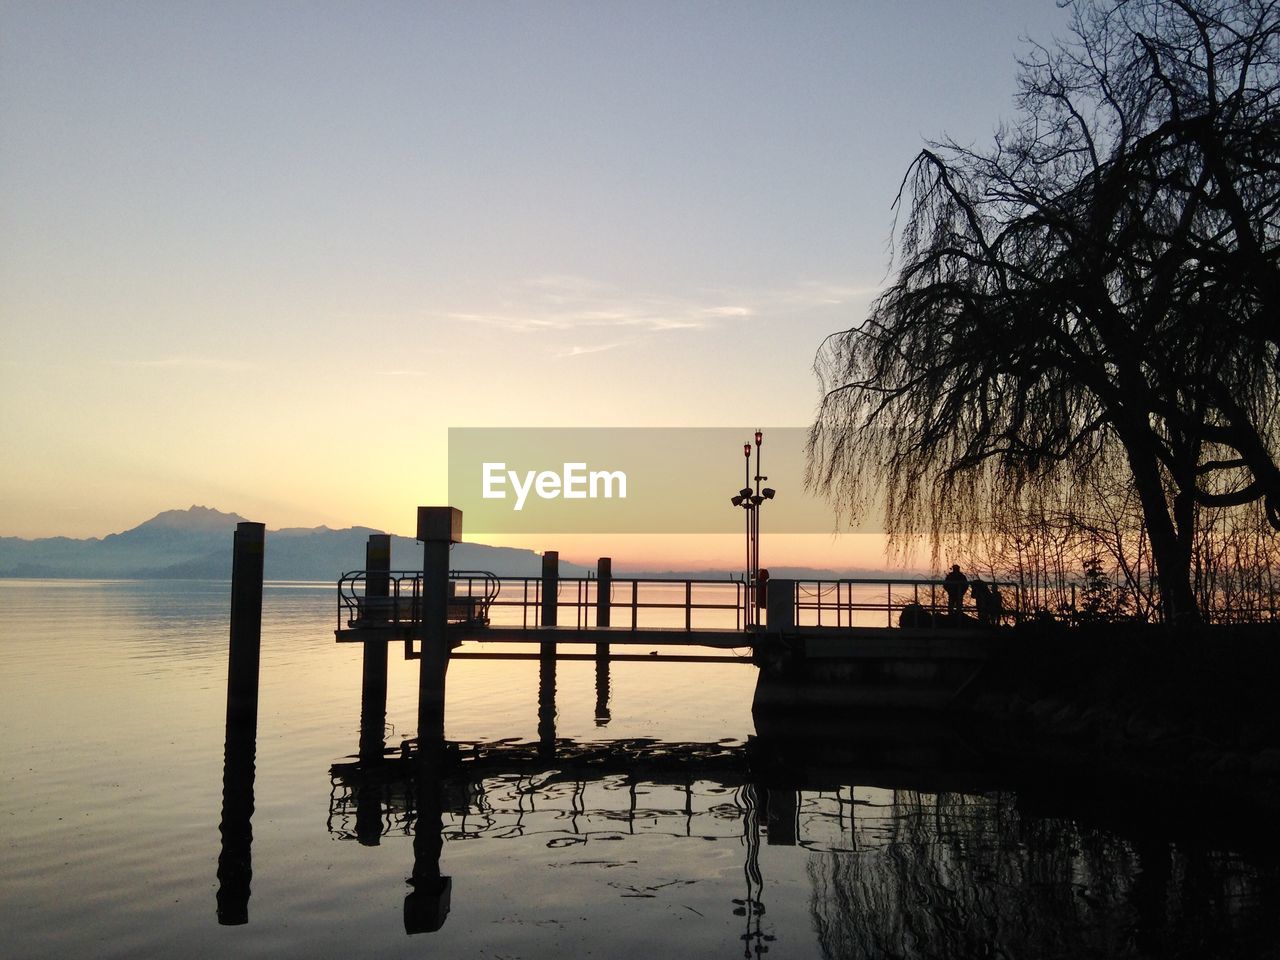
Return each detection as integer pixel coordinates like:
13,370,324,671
416,507,460,745
595,556,611,659
541,551,559,627
226,522,265,735
408,510,457,932
541,550,558,666
360,534,390,763
218,520,264,925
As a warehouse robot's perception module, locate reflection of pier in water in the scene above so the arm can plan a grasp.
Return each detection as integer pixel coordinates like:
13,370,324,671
326,733,1280,958
329,739,870,851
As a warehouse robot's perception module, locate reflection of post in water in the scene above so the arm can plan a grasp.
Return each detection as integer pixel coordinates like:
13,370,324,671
539,645,557,758
735,783,768,958
218,730,256,925
405,739,451,934
1131,838,1173,955
217,522,265,926
594,649,611,727
765,787,797,847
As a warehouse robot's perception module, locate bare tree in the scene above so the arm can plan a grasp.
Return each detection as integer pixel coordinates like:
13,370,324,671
808,0,1280,623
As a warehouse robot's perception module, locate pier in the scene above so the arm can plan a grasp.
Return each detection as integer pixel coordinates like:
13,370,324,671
328,507,1010,728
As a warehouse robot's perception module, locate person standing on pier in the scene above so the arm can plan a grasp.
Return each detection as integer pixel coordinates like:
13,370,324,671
943,565,968,620
970,577,991,624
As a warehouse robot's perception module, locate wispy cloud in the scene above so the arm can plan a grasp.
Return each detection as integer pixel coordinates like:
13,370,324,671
754,280,885,308
108,356,258,372
417,275,878,356
440,303,711,335
556,341,631,358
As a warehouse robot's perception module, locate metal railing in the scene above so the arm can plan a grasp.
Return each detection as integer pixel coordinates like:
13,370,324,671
337,569,500,631
790,578,1021,628
337,571,1022,634
485,577,747,632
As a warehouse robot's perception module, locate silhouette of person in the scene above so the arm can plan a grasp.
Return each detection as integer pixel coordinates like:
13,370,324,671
970,577,991,624
988,583,1004,625
756,568,769,610
943,565,968,618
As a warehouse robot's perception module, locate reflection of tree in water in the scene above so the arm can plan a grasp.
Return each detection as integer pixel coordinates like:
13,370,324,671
807,790,1280,960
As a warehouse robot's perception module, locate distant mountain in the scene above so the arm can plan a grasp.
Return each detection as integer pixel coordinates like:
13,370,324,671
0,506,591,581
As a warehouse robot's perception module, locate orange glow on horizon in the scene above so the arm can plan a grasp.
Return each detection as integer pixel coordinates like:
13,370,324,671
462,532,927,574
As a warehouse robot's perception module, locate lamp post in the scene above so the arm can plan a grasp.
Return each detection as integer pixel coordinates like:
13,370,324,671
730,430,776,629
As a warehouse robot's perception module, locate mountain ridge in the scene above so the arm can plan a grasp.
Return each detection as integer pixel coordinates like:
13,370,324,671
0,506,917,581
0,506,592,580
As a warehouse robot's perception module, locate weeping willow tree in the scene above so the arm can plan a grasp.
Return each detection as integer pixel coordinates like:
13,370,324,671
808,0,1280,624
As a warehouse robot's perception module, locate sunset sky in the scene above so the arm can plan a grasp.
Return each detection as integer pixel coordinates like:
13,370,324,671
1,1,1070,568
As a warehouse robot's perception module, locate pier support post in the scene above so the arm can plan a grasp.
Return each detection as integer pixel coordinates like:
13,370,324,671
595,556,611,658
541,550,558,667
360,534,391,763
416,507,460,746
541,551,559,628
537,551,559,758
596,557,611,626
218,521,265,925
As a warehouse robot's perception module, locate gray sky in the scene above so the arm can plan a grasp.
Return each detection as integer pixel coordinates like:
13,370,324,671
1,0,1072,545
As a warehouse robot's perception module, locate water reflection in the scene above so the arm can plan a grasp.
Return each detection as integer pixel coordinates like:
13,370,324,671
538,648,556,759
216,728,254,925
327,732,1280,957
805,792,1280,959
406,741,452,934
594,652,611,727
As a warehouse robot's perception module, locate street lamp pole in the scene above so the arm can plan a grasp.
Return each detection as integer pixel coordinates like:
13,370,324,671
743,442,753,628
730,430,775,631
753,429,764,609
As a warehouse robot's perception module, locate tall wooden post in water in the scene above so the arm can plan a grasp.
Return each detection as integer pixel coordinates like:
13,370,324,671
225,522,265,735
416,507,460,746
360,533,391,763
595,556,611,641
594,556,611,726
218,521,264,925
408,508,457,933
541,551,559,628
539,551,559,757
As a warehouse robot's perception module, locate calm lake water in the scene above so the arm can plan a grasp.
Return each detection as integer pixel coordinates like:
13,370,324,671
3,579,1280,959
